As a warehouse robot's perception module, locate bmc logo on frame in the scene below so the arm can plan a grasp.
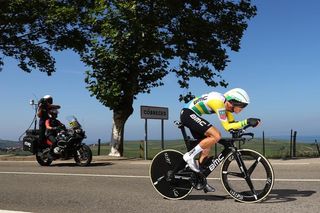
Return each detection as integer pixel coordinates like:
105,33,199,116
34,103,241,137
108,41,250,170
209,154,224,171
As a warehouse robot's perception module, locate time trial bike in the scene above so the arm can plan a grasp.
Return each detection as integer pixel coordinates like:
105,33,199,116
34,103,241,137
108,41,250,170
149,121,274,203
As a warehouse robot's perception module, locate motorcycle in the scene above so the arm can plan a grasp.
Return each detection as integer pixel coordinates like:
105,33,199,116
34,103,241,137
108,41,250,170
22,116,92,166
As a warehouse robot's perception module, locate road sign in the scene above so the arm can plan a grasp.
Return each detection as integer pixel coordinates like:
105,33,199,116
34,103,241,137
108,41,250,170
140,105,169,120
140,105,169,160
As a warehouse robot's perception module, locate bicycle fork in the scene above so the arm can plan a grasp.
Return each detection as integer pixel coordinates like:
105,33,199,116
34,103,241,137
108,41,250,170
233,151,258,200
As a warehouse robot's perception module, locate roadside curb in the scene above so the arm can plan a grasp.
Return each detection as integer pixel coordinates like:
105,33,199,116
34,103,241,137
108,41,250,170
0,155,35,161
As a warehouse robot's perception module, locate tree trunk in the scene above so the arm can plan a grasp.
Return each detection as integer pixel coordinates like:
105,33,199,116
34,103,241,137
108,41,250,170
108,106,133,157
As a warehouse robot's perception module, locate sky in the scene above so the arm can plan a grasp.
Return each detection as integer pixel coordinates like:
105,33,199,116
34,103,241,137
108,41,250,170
1,0,320,143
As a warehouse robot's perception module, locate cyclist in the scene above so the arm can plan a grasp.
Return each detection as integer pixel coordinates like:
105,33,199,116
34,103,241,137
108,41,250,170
180,88,260,192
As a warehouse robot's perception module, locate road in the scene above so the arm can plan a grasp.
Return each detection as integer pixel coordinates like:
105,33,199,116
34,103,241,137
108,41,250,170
0,157,319,213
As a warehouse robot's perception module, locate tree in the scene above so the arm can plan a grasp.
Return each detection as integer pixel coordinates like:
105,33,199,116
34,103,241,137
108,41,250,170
83,0,257,156
0,0,91,74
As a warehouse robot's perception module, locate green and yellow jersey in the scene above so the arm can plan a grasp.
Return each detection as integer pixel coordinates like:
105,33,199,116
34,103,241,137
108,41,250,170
184,92,247,131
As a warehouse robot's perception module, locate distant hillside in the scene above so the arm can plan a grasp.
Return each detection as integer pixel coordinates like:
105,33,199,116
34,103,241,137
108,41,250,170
0,139,21,149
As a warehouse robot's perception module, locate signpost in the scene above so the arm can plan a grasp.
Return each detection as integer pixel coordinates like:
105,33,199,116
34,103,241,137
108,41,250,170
140,105,169,160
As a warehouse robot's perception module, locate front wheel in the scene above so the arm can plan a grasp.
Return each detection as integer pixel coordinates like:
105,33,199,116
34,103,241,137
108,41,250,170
74,144,92,166
149,149,193,200
221,149,274,203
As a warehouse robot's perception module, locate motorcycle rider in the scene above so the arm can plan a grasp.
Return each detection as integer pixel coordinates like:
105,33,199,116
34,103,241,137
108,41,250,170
37,95,60,148
45,108,66,156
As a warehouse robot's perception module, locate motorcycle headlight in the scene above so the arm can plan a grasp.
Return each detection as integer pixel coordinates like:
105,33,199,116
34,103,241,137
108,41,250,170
69,120,81,128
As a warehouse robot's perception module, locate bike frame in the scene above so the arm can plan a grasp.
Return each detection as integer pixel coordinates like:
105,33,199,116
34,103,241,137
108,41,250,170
176,122,256,192
183,136,245,178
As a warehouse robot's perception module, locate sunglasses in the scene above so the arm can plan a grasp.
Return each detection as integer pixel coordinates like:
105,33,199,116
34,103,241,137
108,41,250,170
230,100,248,108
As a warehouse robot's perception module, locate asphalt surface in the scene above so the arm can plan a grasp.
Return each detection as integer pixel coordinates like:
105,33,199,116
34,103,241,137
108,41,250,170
0,156,319,213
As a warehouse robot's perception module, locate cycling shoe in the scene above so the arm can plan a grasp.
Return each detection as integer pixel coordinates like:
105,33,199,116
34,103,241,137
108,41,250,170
203,183,215,193
183,153,200,173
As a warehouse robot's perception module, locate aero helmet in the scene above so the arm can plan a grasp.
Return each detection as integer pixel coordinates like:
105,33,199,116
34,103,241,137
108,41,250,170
224,88,250,108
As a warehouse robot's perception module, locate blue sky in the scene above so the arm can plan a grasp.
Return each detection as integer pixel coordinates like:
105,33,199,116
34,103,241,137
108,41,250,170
1,0,320,143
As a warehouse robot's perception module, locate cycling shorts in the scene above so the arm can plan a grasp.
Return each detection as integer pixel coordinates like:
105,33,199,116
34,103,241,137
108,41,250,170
180,108,212,140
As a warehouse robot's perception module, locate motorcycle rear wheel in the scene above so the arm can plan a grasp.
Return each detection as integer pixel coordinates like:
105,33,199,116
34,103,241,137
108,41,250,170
36,149,53,166
74,144,92,166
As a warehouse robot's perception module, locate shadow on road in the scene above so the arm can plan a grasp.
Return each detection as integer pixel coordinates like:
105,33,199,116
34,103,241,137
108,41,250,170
264,189,317,203
185,189,316,203
186,195,228,201
49,162,113,167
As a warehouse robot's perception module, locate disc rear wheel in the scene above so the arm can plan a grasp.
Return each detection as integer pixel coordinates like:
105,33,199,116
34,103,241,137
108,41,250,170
149,149,193,200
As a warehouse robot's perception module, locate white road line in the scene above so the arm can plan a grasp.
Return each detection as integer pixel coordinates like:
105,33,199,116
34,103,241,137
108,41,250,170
130,162,151,165
0,171,148,178
0,161,318,165
272,163,310,165
206,177,320,182
129,162,312,165
0,210,31,213
1,171,320,182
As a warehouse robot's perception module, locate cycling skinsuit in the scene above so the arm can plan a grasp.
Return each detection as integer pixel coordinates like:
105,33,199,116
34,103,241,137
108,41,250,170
180,92,248,139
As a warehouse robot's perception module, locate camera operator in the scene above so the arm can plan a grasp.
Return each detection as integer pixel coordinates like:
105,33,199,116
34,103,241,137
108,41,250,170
37,95,60,147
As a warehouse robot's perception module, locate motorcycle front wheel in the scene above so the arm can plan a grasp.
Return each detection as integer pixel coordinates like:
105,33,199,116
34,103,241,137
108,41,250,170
74,144,92,166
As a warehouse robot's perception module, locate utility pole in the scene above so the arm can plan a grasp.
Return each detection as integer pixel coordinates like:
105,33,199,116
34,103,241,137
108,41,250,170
293,131,297,158
29,99,38,130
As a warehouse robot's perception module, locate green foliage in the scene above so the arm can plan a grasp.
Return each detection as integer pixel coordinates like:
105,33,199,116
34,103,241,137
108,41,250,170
0,0,91,74
83,0,257,109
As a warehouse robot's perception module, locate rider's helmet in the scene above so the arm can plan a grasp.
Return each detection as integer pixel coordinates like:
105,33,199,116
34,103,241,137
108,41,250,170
43,95,53,104
224,88,250,108
48,109,59,119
